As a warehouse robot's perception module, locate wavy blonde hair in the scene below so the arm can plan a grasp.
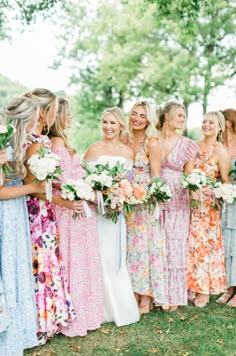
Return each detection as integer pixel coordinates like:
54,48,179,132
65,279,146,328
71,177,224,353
2,96,39,178
101,107,127,136
24,88,58,134
128,101,158,143
48,97,76,154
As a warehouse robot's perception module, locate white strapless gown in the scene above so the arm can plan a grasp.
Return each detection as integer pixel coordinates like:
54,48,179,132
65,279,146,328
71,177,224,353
91,156,140,326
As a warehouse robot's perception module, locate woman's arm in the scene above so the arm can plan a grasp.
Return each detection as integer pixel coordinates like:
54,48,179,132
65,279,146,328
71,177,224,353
184,159,195,175
216,144,231,183
0,181,46,200
147,138,161,180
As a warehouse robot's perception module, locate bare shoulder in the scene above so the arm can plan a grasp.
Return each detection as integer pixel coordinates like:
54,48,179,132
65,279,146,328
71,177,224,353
83,141,102,160
121,142,134,161
50,137,65,149
215,142,230,159
147,137,160,150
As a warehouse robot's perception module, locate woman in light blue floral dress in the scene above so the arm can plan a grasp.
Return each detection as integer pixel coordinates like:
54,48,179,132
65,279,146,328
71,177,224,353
0,97,46,356
217,109,236,307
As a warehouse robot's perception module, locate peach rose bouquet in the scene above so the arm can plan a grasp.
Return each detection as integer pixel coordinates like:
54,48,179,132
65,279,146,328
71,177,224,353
104,179,147,223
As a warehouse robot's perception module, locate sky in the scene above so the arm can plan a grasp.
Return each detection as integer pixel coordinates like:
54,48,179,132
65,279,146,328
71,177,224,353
0,20,235,129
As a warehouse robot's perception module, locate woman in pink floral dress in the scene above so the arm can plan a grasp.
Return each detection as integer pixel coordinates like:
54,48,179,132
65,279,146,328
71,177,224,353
157,101,199,311
126,101,168,315
49,98,104,336
25,89,76,344
187,111,230,308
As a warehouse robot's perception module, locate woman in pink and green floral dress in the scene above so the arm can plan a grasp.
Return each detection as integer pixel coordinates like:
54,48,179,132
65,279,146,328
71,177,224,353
25,89,76,344
125,101,168,315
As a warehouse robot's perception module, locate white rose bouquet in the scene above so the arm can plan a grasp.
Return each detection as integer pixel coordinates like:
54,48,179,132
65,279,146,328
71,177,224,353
182,169,209,191
61,179,95,219
213,182,236,205
0,120,16,184
27,147,62,201
83,161,128,214
146,177,172,218
182,169,212,208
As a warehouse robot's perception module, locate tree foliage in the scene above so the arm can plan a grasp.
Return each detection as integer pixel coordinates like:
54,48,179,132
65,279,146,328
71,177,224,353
55,0,236,123
0,0,68,39
0,74,27,108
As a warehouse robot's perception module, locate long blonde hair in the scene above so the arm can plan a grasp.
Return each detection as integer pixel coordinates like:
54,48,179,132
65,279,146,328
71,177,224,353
2,96,39,178
128,101,158,143
48,97,76,154
221,108,236,145
24,88,58,134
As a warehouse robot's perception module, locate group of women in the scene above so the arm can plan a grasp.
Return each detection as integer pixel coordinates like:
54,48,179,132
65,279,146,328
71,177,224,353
0,88,235,355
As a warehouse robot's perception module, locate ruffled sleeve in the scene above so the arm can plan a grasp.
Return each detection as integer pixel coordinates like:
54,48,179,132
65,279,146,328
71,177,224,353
181,137,199,163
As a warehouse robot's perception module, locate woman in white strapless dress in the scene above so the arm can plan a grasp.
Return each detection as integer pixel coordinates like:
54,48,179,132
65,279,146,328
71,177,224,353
84,107,140,326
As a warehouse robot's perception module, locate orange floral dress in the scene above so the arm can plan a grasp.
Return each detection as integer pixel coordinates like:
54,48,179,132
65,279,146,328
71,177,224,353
187,143,227,295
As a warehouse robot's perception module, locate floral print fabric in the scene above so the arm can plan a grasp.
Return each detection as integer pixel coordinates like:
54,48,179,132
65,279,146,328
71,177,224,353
222,157,236,287
187,143,227,294
0,179,38,356
160,136,199,305
126,143,168,305
27,134,76,345
52,147,104,336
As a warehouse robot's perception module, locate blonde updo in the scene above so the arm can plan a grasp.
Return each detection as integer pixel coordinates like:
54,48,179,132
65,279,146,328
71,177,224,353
156,101,186,131
2,96,39,177
24,88,58,133
101,107,126,128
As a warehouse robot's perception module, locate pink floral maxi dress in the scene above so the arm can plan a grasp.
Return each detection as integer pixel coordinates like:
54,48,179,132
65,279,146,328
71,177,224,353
26,134,76,345
126,143,168,305
160,136,198,306
187,143,227,294
52,147,104,336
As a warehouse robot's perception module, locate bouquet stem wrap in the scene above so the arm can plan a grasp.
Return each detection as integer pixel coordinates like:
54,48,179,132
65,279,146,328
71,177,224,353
97,191,105,215
46,180,52,202
0,167,3,186
117,213,126,273
82,201,92,218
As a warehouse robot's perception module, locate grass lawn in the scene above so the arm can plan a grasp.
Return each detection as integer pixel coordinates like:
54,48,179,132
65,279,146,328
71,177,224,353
24,296,236,356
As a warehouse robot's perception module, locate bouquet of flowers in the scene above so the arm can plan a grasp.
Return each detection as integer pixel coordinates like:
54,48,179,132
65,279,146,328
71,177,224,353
182,169,212,207
83,161,128,213
147,177,172,205
0,120,15,184
213,182,236,205
104,179,147,223
27,147,62,201
61,179,95,219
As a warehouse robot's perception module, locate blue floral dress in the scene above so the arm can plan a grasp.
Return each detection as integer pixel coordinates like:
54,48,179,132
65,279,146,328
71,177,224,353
0,176,38,356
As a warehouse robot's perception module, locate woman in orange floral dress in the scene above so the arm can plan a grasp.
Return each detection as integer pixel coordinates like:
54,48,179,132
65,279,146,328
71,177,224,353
187,111,231,308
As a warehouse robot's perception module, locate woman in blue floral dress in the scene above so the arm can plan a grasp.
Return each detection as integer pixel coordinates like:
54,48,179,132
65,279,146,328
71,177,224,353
0,97,45,356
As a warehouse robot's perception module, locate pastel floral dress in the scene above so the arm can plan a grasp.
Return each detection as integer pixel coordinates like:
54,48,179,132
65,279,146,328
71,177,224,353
187,143,227,294
26,134,76,345
52,147,104,336
126,143,168,305
222,157,236,287
160,136,199,306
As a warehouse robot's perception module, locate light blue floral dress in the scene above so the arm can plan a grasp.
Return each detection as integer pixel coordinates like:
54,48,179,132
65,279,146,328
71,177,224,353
0,152,38,355
222,157,236,287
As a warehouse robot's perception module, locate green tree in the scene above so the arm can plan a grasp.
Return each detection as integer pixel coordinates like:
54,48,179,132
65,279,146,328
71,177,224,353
55,0,236,135
0,74,27,107
0,0,68,39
